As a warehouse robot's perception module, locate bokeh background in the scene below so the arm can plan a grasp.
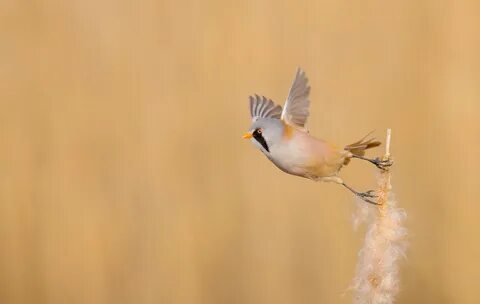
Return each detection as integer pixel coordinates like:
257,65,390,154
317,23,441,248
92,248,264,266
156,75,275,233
2,0,480,303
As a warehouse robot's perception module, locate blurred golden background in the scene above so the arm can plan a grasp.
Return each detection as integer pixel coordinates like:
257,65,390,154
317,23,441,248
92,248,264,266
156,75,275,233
1,0,480,303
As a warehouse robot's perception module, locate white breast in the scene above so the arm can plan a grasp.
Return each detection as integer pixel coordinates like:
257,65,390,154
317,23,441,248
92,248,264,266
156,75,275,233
265,134,315,177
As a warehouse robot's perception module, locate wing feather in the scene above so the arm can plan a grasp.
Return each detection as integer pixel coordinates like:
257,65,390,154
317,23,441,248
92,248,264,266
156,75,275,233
281,68,311,128
249,95,282,121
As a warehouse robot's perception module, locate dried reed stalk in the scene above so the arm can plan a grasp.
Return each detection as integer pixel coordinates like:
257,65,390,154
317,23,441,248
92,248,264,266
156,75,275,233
352,129,407,304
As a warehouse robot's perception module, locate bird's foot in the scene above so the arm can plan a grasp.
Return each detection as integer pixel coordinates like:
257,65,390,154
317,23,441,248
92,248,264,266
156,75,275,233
356,190,380,205
372,157,393,171
342,183,382,205
351,154,393,171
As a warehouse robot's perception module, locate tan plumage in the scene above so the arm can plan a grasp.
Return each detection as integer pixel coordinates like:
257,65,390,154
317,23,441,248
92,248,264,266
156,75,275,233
343,131,381,165
243,68,389,204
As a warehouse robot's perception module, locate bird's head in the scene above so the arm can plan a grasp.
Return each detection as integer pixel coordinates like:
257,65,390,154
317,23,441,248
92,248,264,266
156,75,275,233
243,118,284,154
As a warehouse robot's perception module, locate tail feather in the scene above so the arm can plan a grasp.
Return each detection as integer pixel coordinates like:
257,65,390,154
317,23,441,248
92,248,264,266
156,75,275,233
343,131,381,165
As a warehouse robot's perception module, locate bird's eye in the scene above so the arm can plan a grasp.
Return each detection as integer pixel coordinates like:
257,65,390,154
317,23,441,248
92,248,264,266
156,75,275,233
256,129,262,134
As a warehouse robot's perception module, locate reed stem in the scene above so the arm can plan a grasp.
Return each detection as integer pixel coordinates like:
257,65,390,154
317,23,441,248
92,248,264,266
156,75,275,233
352,129,407,304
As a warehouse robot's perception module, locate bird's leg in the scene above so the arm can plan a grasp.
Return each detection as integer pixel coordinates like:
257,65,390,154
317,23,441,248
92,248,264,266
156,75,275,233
342,183,380,205
321,176,380,205
351,155,393,170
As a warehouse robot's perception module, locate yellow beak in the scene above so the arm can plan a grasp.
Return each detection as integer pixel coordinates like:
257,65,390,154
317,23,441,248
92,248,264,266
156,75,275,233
242,132,253,139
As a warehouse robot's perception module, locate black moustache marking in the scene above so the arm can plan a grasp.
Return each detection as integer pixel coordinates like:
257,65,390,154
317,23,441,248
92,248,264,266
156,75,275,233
253,129,269,152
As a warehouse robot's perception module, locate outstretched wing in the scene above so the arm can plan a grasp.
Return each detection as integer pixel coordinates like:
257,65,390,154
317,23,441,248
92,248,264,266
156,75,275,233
249,94,282,121
281,68,311,128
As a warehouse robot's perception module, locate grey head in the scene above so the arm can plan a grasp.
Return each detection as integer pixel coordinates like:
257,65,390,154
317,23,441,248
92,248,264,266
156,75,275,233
247,118,285,154
242,95,284,154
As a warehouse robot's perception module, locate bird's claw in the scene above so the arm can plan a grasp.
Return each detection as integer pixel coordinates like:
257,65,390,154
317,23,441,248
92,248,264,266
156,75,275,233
357,190,381,205
358,190,377,198
373,158,393,170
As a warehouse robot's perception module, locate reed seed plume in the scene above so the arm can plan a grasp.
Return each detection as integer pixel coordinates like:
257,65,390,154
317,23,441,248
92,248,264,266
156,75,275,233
352,129,407,304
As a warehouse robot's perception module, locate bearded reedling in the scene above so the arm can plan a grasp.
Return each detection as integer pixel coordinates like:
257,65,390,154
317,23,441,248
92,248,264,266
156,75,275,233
243,68,392,204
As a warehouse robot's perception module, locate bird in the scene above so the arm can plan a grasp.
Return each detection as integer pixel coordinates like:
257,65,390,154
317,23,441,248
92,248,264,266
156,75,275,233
242,68,392,204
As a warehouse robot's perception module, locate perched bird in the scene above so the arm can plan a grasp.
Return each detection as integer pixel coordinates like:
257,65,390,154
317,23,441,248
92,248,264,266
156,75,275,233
242,68,391,204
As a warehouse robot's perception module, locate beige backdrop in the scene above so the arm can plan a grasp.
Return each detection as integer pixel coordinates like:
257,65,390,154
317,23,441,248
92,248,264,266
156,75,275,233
1,0,480,303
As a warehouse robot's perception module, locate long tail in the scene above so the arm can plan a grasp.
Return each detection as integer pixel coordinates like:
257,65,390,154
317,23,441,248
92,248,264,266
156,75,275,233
343,131,381,165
